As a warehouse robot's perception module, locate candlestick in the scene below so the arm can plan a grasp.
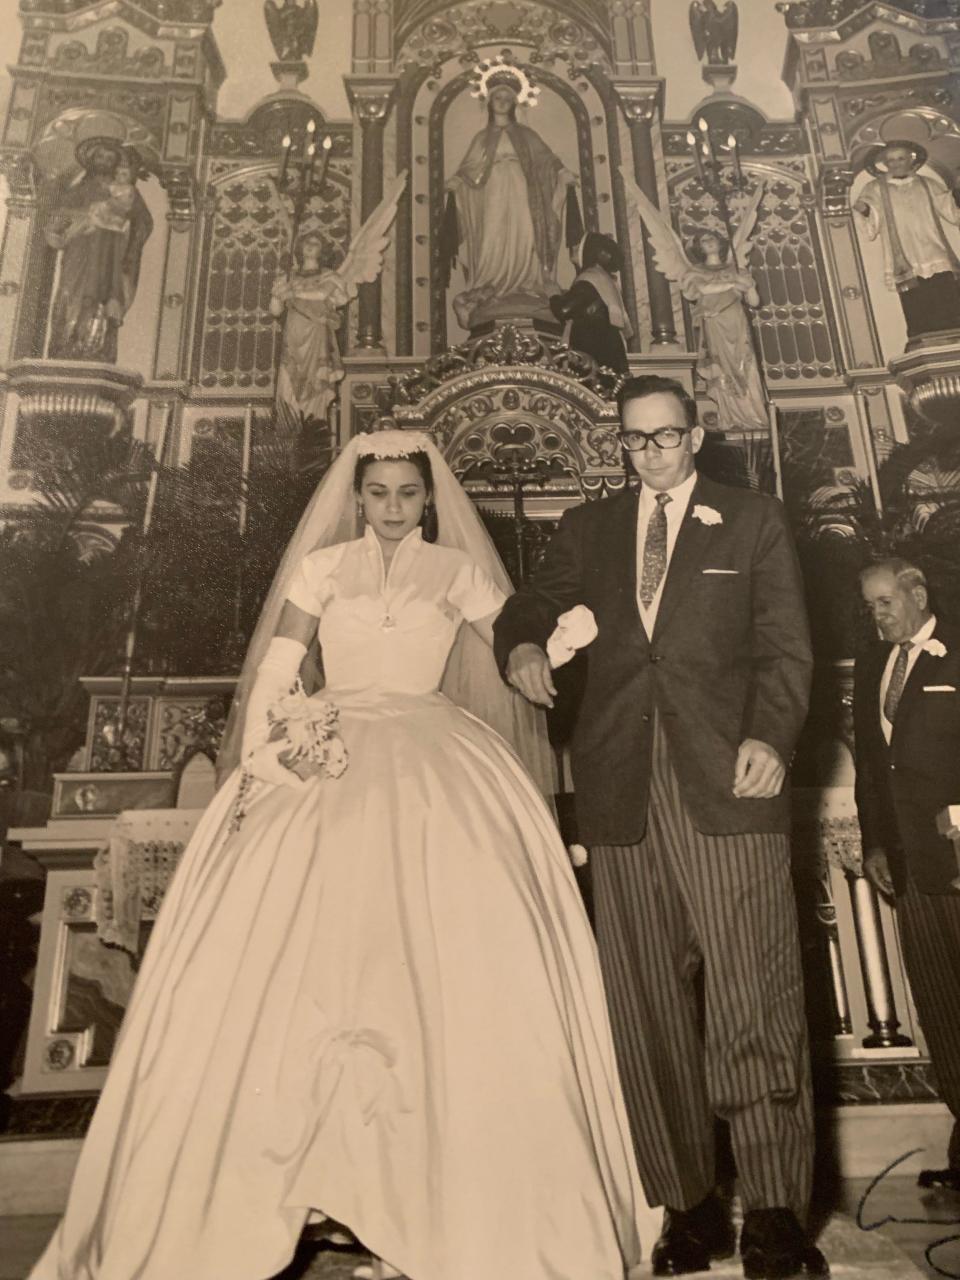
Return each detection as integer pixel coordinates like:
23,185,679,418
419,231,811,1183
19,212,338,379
142,406,170,536
320,134,335,186
727,133,743,185
768,402,784,501
687,130,704,183
238,404,253,537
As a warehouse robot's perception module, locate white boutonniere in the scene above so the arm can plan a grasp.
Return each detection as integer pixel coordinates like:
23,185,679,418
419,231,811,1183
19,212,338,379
692,504,723,526
921,638,948,658
546,604,599,669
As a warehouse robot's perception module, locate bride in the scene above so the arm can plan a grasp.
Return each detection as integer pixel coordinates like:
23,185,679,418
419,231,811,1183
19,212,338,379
30,429,656,1280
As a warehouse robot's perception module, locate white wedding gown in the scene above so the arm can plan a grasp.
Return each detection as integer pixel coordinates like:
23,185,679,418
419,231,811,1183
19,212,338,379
32,529,656,1280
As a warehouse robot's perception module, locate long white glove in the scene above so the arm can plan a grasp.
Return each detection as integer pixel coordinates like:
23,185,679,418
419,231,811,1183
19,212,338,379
240,636,308,790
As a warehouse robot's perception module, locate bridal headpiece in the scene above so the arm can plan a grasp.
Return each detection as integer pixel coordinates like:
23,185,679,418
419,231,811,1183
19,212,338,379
354,429,433,459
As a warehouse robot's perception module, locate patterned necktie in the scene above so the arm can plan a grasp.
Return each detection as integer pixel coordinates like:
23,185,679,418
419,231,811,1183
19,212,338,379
883,641,913,725
639,492,672,607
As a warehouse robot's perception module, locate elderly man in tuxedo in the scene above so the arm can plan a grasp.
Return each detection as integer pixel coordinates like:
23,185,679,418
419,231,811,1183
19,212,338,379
855,558,960,1190
494,375,824,1280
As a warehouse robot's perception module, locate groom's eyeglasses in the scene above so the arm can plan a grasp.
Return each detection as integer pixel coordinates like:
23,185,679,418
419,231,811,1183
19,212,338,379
617,428,691,452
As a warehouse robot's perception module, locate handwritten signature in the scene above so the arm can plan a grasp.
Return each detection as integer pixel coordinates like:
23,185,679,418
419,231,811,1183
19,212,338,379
857,1149,960,1278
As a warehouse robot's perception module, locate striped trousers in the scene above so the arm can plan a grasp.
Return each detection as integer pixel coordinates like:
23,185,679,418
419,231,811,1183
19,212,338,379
897,880,960,1169
591,717,813,1217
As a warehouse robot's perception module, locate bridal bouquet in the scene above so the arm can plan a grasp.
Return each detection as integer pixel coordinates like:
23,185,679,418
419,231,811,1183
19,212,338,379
230,687,348,834
267,687,349,781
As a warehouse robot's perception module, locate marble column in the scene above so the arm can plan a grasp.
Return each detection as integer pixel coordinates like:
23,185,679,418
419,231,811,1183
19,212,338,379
345,76,397,351
848,874,912,1049
0,154,38,364
154,169,197,384
614,81,677,347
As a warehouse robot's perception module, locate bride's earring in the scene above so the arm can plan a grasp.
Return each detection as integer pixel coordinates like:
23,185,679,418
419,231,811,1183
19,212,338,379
420,499,436,539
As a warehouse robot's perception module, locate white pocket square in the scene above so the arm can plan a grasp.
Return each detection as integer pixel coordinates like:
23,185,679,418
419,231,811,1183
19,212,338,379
923,685,956,692
702,568,739,575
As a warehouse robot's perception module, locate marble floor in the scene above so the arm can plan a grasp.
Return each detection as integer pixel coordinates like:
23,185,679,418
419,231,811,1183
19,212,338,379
1,1179,957,1279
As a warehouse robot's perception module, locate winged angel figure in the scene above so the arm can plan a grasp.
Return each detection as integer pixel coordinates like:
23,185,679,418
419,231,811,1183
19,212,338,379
270,172,407,424
263,0,318,62
621,169,768,430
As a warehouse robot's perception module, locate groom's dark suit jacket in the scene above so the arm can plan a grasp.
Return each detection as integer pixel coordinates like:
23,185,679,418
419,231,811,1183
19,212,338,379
494,474,813,844
853,620,960,895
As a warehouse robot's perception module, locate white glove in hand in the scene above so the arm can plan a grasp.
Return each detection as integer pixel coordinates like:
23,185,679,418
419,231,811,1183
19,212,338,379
245,739,304,790
546,605,599,669
241,635,308,787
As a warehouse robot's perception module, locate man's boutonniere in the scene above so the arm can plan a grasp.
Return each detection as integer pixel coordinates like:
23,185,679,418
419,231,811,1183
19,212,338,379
921,638,948,658
692,504,723,526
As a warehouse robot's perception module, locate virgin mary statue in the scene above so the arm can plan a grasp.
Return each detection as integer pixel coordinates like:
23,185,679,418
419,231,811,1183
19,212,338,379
443,65,581,331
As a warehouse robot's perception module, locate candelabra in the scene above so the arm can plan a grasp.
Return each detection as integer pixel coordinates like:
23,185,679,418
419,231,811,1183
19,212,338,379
275,118,333,247
685,117,747,259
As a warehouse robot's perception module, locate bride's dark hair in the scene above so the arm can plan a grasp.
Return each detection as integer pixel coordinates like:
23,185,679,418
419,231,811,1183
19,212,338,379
353,450,437,541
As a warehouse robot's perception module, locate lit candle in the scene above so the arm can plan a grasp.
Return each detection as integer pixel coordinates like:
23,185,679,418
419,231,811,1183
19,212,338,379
238,404,253,537
307,118,317,135
142,406,171,537
279,133,292,184
687,130,704,182
697,117,714,163
305,141,317,183
727,133,743,185
317,134,333,187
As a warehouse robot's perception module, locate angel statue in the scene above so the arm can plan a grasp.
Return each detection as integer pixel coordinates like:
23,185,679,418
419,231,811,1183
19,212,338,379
621,168,768,430
689,0,738,66
263,0,318,62
270,171,406,424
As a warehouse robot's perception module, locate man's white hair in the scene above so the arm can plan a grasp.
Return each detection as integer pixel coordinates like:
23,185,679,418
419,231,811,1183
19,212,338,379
861,557,927,593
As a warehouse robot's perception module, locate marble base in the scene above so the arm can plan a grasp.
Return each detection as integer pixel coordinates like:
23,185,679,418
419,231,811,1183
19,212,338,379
0,1139,81,1215
818,1101,955,1180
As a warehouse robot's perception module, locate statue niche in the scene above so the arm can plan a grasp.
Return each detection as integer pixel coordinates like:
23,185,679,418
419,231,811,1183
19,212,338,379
441,60,583,335
43,138,154,364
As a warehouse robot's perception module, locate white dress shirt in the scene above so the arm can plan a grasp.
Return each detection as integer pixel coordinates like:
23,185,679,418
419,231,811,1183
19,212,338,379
634,469,698,637
879,613,937,744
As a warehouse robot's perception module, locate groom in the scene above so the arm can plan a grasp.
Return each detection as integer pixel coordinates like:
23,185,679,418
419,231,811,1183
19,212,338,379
494,376,824,1279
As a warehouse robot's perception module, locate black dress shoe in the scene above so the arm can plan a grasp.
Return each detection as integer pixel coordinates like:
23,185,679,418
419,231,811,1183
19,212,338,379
917,1166,960,1192
652,1192,735,1276
740,1208,829,1280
